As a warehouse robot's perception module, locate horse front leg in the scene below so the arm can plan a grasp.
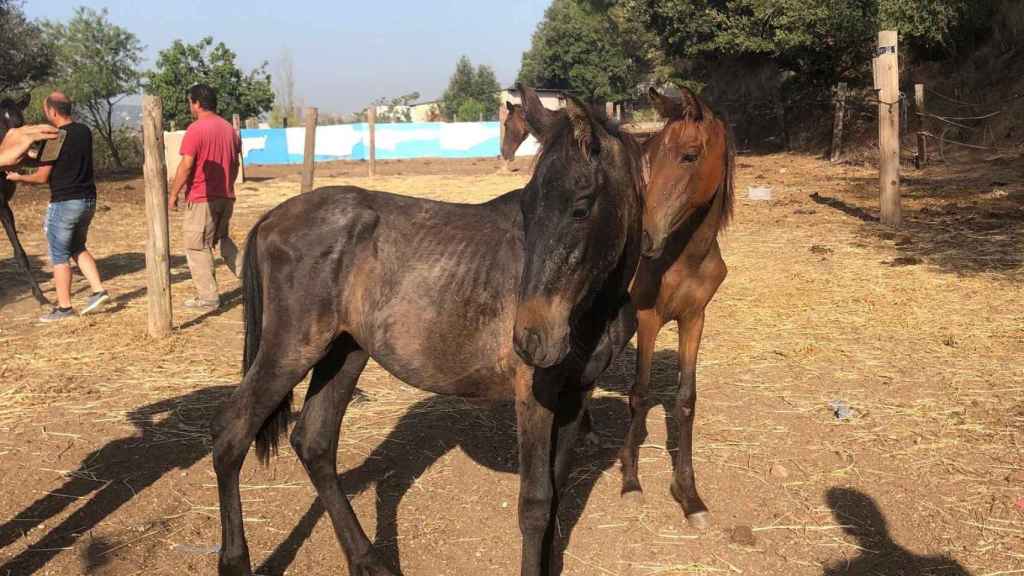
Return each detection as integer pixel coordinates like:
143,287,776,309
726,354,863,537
670,310,710,529
515,368,557,576
619,308,662,502
0,202,47,305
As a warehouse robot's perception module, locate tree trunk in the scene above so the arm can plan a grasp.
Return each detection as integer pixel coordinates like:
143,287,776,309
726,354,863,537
103,101,124,170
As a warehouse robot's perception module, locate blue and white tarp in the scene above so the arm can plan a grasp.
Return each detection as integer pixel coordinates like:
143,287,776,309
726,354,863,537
239,121,540,165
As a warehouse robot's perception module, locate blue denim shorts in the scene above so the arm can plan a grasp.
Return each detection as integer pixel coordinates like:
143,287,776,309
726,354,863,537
44,198,96,265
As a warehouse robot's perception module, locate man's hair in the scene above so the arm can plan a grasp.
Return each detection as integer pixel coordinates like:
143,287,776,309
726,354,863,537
188,83,217,112
45,96,73,118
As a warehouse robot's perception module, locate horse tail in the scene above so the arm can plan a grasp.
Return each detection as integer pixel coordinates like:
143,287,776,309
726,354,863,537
241,215,291,466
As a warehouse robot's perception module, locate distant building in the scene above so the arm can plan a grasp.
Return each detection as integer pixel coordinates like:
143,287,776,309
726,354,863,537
500,87,565,112
410,100,443,122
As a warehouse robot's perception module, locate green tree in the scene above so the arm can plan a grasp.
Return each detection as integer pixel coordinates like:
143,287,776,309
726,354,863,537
0,0,56,93
608,0,995,90
442,56,501,121
518,0,647,103
43,7,142,169
145,37,274,129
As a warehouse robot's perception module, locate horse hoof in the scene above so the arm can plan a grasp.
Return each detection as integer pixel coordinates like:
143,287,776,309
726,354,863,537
686,511,711,531
621,490,645,513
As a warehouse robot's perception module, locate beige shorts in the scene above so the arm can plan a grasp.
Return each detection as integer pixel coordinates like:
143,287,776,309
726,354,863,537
184,197,234,250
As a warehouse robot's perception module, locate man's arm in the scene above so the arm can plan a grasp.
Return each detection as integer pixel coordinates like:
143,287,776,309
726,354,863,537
168,154,195,210
0,125,59,168
5,164,53,184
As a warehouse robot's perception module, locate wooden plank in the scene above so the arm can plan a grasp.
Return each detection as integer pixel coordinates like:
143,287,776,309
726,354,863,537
232,113,246,183
300,107,318,193
830,82,847,162
877,30,902,227
368,106,376,177
914,84,926,168
142,95,172,338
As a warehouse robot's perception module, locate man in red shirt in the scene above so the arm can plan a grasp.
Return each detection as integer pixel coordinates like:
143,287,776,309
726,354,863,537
169,83,242,309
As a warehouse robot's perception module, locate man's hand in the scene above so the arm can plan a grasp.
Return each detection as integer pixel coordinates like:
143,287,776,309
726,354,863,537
168,189,179,211
4,171,23,182
0,125,59,168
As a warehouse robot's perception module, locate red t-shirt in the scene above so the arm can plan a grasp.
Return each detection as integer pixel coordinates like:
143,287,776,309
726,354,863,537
179,114,241,202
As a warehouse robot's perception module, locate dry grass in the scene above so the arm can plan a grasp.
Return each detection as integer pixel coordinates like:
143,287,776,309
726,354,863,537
0,154,1021,575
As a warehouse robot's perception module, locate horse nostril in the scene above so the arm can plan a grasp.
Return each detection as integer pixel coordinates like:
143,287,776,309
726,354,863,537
526,329,542,358
642,230,654,254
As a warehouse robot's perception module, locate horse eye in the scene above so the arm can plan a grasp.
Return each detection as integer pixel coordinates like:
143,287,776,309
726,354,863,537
680,153,699,163
571,196,593,220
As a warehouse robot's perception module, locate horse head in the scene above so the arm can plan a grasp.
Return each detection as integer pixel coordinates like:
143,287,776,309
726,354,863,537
513,90,643,368
641,85,734,258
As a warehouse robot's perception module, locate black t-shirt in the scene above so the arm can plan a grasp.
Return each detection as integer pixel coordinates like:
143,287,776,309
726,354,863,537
48,122,96,202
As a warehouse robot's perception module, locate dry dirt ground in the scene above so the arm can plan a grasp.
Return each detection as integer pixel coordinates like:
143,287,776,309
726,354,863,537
0,153,1021,576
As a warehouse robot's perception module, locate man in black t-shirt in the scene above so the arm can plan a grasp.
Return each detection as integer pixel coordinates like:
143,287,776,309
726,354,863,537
5,92,108,321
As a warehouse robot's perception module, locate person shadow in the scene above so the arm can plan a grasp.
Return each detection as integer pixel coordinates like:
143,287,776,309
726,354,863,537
823,487,972,576
256,343,684,576
0,386,234,575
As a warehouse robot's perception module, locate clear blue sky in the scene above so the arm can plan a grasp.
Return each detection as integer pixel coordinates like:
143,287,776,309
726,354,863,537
25,0,551,114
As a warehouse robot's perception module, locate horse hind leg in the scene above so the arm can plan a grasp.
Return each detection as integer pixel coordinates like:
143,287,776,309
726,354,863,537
211,345,323,576
289,335,395,576
0,203,47,305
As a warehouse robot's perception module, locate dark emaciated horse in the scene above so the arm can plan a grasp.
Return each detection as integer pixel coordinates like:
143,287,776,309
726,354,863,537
211,93,644,576
0,95,49,305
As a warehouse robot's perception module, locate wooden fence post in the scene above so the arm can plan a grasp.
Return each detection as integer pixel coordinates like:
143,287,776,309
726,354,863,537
300,107,318,193
232,113,246,183
142,95,172,338
830,82,848,162
876,30,902,227
914,83,927,169
367,106,376,177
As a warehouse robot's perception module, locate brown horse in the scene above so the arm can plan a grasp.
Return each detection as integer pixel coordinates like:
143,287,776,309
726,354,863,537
619,86,734,529
501,102,529,167
0,95,49,306
501,93,561,168
212,92,644,576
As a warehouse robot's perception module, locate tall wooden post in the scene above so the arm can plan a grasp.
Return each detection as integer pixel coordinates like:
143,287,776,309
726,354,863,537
142,95,172,338
876,30,902,227
232,113,246,183
914,83,927,169
301,107,318,193
830,82,848,162
367,106,376,177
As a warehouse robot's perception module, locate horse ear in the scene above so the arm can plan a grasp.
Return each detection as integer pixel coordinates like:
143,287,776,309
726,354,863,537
517,83,558,140
649,87,682,119
15,93,30,111
649,86,703,122
678,86,704,122
565,96,601,160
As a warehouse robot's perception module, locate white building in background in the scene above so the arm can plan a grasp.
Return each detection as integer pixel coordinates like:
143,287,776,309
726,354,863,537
499,87,565,112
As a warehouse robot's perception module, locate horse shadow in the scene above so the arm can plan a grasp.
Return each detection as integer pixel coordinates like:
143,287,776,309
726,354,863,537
0,386,234,575
0,252,48,309
822,487,972,575
256,343,684,575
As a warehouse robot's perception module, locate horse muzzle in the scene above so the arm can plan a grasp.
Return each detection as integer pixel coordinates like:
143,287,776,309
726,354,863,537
513,326,569,368
641,229,666,259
